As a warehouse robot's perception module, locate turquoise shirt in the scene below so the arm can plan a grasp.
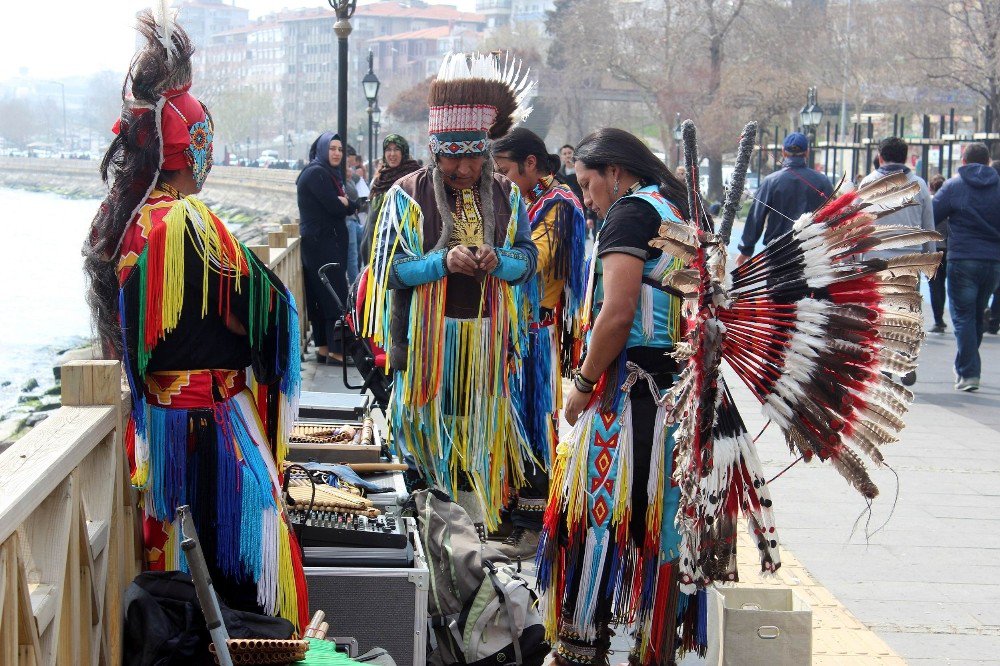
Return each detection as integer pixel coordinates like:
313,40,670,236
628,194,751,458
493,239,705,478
593,186,684,349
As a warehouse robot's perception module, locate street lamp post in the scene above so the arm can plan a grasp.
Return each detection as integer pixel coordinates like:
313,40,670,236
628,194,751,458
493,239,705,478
799,87,823,171
372,102,382,164
362,49,381,174
672,113,682,170
329,0,358,181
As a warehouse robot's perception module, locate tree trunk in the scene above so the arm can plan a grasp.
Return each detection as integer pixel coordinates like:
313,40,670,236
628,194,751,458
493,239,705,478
707,148,724,202
706,34,725,201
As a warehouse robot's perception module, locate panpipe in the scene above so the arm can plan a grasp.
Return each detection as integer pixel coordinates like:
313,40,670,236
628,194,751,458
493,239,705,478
291,424,357,444
209,639,309,665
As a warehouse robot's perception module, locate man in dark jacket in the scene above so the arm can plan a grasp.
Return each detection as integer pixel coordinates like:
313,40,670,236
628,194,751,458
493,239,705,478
737,132,834,265
933,142,1000,391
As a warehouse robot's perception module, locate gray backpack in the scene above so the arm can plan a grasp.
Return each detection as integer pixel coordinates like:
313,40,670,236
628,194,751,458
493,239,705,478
407,489,548,666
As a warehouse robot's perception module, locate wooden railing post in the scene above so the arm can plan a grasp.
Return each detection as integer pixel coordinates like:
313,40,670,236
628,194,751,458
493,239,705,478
248,245,270,263
60,361,129,666
268,231,288,249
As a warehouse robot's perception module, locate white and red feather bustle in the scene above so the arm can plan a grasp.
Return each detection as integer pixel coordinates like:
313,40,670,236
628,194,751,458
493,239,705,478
652,124,941,592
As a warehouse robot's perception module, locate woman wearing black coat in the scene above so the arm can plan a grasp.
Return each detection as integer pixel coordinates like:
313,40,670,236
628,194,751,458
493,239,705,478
297,132,357,363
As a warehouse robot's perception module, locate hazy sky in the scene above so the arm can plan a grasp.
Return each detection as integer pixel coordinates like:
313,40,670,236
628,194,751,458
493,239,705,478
1,0,474,81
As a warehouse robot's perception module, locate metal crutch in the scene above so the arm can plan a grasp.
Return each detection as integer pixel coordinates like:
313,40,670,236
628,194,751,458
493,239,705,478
178,505,234,666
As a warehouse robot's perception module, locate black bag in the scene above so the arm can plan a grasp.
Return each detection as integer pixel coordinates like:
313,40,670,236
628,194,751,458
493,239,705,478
123,571,295,666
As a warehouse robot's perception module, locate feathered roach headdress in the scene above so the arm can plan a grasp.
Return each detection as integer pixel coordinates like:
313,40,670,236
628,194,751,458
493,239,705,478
427,52,534,156
111,5,214,252
84,5,212,356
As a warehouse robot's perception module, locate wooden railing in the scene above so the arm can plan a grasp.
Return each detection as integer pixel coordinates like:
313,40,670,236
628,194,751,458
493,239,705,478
0,361,140,666
250,222,310,351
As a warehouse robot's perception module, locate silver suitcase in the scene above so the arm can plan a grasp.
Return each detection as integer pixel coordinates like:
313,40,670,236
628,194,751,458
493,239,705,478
304,517,428,666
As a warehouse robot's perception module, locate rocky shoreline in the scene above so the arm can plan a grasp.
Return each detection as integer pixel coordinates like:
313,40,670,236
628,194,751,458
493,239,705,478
0,343,99,452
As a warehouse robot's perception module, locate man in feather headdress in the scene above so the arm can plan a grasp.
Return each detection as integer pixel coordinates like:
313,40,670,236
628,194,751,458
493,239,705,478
362,53,538,528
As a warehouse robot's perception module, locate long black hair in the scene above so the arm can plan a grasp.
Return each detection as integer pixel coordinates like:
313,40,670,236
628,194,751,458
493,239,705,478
573,127,689,219
83,12,195,358
491,127,561,175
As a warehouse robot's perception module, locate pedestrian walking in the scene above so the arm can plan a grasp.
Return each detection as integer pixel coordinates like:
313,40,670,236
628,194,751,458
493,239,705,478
297,132,356,365
858,137,936,386
928,173,948,333
932,142,1000,391
736,132,834,265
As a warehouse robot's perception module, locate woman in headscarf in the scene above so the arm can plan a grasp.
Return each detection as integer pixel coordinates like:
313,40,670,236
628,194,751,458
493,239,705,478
297,132,356,363
360,134,421,261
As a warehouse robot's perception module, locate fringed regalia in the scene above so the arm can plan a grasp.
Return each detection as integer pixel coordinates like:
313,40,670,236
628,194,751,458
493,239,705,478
361,52,538,527
537,186,693,664
117,190,308,630
364,168,535,525
512,177,586,516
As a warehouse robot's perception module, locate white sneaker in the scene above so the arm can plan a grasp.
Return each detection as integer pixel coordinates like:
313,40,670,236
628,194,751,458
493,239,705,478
955,377,980,392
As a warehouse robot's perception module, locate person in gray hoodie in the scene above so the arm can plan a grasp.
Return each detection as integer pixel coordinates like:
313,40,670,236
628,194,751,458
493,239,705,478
933,142,1000,391
859,137,936,386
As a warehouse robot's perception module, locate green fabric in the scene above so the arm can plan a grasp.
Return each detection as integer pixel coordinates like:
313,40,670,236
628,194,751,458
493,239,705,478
461,579,495,649
299,637,365,665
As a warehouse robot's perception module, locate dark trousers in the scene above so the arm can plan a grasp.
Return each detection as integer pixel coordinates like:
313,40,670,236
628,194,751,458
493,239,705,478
947,259,1000,379
512,457,549,531
928,249,947,326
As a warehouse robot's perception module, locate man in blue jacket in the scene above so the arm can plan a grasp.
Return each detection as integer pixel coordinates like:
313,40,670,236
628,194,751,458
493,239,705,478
737,132,833,265
933,142,1000,391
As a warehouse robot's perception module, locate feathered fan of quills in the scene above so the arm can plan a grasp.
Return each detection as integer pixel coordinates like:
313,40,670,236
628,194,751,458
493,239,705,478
650,122,942,591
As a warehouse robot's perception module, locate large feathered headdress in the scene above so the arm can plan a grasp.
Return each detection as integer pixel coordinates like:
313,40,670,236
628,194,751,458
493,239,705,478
427,52,534,156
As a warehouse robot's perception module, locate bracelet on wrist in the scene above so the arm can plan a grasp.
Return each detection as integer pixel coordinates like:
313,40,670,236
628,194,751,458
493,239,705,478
574,371,596,393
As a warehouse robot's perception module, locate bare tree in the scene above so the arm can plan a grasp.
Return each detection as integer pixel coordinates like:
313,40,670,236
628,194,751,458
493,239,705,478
914,0,1000,146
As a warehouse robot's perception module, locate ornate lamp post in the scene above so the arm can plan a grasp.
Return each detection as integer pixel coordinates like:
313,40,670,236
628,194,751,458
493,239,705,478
362,49,381,175
371,101,382,165
329,0,358,179
799,87,823,169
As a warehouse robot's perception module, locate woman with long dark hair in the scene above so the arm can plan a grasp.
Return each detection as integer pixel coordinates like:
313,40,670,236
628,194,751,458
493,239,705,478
537,128,696,665
83,11,307,630
297,132,356,364
491,127,586,558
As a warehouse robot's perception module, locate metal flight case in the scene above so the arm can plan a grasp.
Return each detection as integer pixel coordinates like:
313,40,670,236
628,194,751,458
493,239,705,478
303,517,428,666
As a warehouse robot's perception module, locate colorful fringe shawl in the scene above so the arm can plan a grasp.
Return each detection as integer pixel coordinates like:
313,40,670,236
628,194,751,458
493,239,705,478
515,181,587,468
537,362,706,663
117,193,307,630
361,184,531,528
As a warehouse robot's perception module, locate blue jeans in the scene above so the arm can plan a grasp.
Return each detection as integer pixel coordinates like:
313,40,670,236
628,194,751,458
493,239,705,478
947,259,1000,379
345,216,363,286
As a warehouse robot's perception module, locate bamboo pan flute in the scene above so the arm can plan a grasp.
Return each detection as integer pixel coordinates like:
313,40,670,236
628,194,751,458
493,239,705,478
284,477,380,516
210,639,309,664
290,423,359,444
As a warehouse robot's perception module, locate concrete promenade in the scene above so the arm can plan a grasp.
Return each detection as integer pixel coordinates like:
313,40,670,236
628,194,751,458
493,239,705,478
735,309,1000,664
303,296,1000,664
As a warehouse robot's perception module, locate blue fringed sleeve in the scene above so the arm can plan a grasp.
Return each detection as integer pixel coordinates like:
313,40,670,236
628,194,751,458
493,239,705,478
491,200,537,284
389,248,448,288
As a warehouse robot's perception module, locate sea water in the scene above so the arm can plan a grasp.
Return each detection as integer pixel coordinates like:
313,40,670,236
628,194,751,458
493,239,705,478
0,188,95,416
